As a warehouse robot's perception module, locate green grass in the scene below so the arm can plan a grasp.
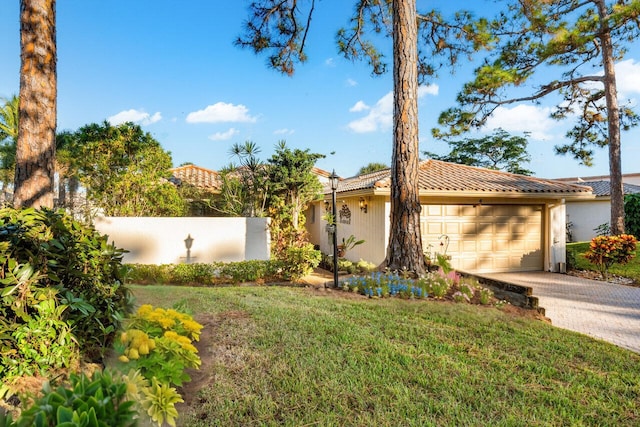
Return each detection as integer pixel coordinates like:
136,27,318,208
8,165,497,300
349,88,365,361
131,285,640,427
568,241,640,282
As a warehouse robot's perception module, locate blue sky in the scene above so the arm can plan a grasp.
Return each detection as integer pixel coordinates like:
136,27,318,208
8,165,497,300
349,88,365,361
1,1,639,179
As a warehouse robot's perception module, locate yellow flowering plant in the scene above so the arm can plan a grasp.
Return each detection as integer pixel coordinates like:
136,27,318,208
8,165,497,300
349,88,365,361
115,304,202,386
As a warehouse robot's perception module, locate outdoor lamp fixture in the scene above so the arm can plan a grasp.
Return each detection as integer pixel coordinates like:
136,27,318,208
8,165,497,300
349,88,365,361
184,234,194,250
359,197,368,213
324,200,330,212
329,170,339,288
184,234,194,264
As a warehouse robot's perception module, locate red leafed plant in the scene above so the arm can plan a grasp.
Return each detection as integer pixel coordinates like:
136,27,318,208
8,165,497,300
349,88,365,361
584,234,637,280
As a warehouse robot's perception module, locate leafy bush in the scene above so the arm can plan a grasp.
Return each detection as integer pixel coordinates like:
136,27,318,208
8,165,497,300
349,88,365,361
1,370,137,427
355,259,376,273
219,260,281,284
171,263,217,285
625,194,640,238
125,263,173,284
127,260,284,285
584,234,637,279
277,243,321,281
1,297,79,382
0,208,132,379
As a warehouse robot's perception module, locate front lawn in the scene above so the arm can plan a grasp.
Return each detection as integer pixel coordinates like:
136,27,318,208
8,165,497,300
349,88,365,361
568,241,640,283
132,285,640,426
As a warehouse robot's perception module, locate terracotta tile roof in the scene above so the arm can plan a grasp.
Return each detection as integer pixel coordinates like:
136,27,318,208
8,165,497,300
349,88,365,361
569,180,640,197
170,164,221,191
326,159,593,196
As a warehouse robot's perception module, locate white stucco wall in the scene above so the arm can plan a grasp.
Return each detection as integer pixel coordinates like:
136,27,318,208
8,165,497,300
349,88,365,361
94,216,270,264
566,199,610,242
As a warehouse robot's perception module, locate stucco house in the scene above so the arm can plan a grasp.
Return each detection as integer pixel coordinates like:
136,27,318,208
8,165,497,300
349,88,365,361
306,160,594,274
560,180,640,242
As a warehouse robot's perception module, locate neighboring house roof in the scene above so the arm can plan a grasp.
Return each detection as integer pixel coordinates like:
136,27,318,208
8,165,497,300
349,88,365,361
567,180,640,198
170,164,221,191
325,159,593,198
554,172,640,183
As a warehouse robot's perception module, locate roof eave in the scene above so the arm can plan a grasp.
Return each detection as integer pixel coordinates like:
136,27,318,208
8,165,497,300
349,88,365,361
328,188,594,200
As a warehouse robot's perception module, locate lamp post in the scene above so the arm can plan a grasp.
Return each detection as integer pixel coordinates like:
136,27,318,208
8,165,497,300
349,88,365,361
329,170,339,288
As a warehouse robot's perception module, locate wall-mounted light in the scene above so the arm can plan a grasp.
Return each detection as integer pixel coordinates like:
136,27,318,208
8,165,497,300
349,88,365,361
324,200,330,212
359,197,368,213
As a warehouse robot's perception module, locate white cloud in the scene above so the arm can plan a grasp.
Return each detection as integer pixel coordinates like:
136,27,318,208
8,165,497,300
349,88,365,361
418,84,439,97
208,128,239,141
349,101,370,113
484,104,556,140
108,109,162,126
345,78,357,87
347,91,393,133
325,58,335,67
616,59,640,97
347,85,438,133
186,102,257,123
274,128,295,135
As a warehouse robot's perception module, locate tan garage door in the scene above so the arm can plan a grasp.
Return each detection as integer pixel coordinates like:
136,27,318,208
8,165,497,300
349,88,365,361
421,204,543,273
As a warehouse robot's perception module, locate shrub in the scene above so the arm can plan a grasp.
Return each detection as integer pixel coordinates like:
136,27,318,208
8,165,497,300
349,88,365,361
0,207,132,371
625,194,640,238
2,370,137,427
1,296,80,382
478,287,494,305
126,263,173,284
356,259,376,273
127,260,287,286
278,243,321,281
171,263,217,285
219,260,281,284
584,234,637,280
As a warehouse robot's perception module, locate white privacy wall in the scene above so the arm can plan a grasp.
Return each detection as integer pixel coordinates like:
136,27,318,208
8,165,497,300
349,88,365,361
94,216,271,264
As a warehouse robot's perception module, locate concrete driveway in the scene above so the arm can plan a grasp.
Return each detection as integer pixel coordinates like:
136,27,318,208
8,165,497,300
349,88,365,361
480,271,640,354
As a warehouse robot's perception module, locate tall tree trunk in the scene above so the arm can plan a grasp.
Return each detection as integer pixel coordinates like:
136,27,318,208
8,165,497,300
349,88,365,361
384,0,425,275
596,0,624,235
15,0,56,209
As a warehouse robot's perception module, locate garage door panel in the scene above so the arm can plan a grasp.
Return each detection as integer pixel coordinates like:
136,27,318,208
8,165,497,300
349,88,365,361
421,204,543,273
478,239,493,251
445,205,459,216
446,240,460,253
458,258,479,271
511,222,527,234
460,206,476,217
426,223,443,234
445,223,461,234
461,223,477,235
461,240,477,252
427,205,443,216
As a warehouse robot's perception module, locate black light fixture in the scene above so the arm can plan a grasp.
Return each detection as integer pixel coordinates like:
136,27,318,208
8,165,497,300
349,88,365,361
329,170,339,288
359,197,368,213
